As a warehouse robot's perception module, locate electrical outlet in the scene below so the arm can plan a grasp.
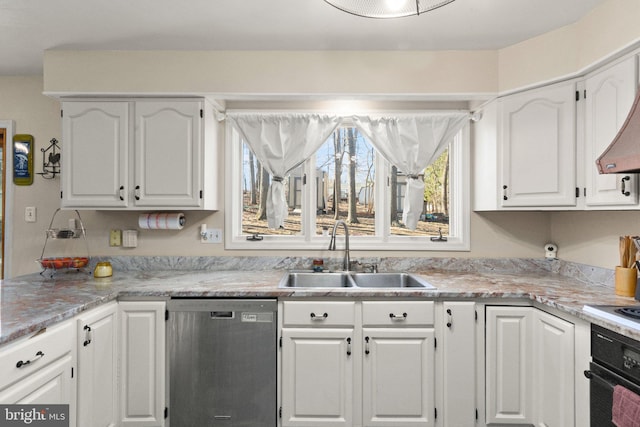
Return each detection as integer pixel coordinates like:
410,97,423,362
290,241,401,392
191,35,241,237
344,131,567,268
109,229,122,247
122,230,138,248
25,206,36,223
201,228,222,243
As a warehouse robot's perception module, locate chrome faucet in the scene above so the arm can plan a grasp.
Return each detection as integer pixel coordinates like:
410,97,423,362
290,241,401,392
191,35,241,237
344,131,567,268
328,220,351,271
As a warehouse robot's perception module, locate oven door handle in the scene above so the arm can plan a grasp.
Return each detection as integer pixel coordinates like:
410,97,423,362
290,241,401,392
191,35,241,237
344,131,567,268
584,369,617,390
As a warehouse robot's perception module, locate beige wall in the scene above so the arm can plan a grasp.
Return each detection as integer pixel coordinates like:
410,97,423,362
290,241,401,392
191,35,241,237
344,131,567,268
43,50,499,97
0,77,61,277
550,211,640,269
498,0,640,92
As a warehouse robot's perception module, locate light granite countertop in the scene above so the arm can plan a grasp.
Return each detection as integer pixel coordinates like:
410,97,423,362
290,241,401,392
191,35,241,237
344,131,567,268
1,256,639,346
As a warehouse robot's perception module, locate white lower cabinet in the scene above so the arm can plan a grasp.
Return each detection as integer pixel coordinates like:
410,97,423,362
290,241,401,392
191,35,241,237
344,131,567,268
532,309,575,427
361,328,434,426
281,327,354,426
119,301,166,427
485,306,575,427
441,301,478,427
77,301,118,427
0,319,76,427
280,300,435,427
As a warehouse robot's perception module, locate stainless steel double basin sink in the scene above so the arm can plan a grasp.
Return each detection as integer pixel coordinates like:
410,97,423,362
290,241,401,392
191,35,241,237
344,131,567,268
279,271,435,289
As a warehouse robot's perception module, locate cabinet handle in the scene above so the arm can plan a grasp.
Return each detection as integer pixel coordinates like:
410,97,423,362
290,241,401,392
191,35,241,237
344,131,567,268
16,351,45,368
83,324,92,346
502,185,508,201
135,185,141,201
389,312,408,320
119,185,125,201
621,176,631,196
346,337,352,356
310,312,328,320
365,336,370,355
446,308,453,328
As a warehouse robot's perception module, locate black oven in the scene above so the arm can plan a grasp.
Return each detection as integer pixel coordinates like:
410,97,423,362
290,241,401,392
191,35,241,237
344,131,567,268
585,324,640,426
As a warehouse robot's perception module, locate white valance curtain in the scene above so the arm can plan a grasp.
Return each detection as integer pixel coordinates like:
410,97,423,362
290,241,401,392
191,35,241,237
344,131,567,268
353,113,469,230
228,113,340,229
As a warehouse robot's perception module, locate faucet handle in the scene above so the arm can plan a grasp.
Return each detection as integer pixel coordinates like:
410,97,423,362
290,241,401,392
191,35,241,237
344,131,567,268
360,263,378,273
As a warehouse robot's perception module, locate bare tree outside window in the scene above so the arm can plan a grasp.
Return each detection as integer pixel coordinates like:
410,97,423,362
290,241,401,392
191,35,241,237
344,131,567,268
240,129,450,237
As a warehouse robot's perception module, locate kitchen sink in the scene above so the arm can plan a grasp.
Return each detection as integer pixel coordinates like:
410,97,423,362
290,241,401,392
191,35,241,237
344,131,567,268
350,272,435,289
279,271,435,289
279,272,355,288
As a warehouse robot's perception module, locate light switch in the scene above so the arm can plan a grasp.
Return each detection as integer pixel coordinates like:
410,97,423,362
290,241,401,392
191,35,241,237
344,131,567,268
25,206,36,222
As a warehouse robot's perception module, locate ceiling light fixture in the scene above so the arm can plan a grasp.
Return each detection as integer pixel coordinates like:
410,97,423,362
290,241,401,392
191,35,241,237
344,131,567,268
324,0,455,18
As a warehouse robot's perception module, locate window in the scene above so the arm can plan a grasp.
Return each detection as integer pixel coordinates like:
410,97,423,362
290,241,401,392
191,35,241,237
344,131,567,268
226,118,470,251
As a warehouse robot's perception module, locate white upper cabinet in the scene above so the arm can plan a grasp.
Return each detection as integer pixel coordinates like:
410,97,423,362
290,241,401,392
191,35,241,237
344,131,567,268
61,98,220,210
134,101,202,208
583,55,639,207
62,101,130,208
499,80,577,207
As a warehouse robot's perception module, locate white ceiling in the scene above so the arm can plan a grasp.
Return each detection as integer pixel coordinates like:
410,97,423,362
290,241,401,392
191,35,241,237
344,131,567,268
0,0,606,76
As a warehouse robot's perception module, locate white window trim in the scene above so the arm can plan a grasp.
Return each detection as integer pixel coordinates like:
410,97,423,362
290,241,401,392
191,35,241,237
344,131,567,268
224,117,470,251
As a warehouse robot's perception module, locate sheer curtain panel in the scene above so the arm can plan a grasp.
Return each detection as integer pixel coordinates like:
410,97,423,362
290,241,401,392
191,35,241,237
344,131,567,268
353,113,469,230
228,113,340,229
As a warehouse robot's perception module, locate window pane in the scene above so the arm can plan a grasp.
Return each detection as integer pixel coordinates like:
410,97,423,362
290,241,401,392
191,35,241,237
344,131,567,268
241,142,301,235
389,148,450,237
314,127,376,237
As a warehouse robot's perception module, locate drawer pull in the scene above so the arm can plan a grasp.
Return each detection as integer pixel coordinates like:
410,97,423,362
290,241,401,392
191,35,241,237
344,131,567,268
83,324,92,346
446,308,453,328
346,337,352,356
310,312,328,320
365,336,370,355
16,351,45,368
622,176,631,196
389,312,408,320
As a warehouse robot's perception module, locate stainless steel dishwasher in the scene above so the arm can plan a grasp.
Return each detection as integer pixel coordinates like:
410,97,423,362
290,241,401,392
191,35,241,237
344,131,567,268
167,299,277,427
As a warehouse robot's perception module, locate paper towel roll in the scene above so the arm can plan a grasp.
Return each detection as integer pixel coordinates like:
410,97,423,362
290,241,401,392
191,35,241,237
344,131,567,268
138,213,186,230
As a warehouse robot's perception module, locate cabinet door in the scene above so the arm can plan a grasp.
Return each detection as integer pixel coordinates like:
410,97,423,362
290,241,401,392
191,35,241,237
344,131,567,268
442,302,477,427
584,56,639,207
500,81,577,207
533,310,575,427
119,301,165,427
62,101,130,208
281,328,354,427
0,355,74,407
134,101,203,207
362,328,435,427
77,302,118,427
485,306,533,425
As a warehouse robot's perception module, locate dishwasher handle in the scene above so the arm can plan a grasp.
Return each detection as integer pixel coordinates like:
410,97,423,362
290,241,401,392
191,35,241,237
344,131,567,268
210,311,234,319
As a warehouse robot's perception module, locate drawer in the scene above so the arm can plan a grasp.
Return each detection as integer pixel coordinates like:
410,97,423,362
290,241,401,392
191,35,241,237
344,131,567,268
283,301,356,326
362,301,434,326
0,320,74,391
